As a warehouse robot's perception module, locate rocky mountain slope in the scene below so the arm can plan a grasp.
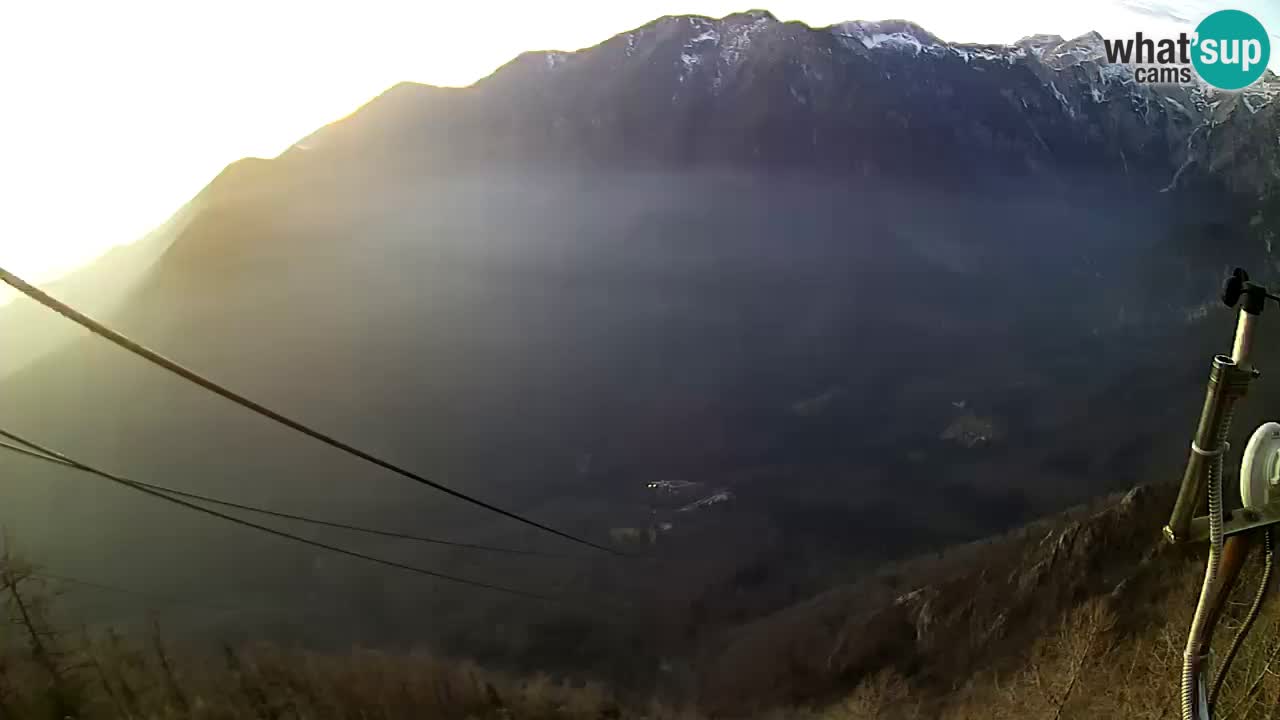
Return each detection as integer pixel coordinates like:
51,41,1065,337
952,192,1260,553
0,475,1257,718
285,12,1276,187
6,9,1280,708
697,482,1185,713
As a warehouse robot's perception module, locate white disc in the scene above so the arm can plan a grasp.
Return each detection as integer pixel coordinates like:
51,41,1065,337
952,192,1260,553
1240,422,1280,509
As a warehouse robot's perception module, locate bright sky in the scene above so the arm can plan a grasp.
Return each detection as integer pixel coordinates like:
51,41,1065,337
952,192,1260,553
2,0,1278,286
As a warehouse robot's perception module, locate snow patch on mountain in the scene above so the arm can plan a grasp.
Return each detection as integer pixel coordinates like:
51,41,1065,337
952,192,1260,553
693,11,773,93
860,32,930,53
1023,32,1106,69
679,49,703,78
503,12,1229,180
832,20,943,55
1016,34,1064,57
719,11,771,65
953,44,1028,65
691,27,719,44
545,52,568,70
1099,62,1136,86
1161,126,1203,193
1163,97,1187,114
1050,82,1074,118
1049,34,1107,65
1239,75,1280,113
952,45,1017,64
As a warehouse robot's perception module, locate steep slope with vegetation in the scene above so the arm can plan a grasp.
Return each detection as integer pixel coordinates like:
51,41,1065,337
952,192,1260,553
4,479,1279,718
0,541,684,720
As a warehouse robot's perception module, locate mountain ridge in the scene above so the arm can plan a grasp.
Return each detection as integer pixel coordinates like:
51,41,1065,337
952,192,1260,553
8,9,1280,715
245,9,1277,212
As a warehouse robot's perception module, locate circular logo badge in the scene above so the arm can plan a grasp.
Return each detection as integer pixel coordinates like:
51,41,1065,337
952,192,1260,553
1192,10,1270,91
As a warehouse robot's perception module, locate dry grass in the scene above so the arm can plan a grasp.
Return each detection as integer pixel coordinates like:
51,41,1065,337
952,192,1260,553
801,551,1280,720
0,541,685,720
2,622,675,719
6,484,1280,719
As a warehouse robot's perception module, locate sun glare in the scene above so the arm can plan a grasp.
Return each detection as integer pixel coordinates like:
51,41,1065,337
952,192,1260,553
2,0,1277,291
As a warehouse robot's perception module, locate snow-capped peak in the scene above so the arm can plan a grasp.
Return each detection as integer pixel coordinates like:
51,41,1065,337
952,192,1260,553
668,10,778,93
1015,34,1065,57
832,20,944,55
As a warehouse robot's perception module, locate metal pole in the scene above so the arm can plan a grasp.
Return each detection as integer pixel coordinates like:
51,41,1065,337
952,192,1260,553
1234,311,1258,366
1180,307,1260,720
1167,307,1260,543
1166,355,1239,543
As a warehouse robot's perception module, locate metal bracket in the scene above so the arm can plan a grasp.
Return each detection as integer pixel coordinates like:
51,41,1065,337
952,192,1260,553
1186,499,1280,543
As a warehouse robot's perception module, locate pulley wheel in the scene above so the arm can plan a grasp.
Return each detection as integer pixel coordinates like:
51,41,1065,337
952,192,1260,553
1240,422,1280,508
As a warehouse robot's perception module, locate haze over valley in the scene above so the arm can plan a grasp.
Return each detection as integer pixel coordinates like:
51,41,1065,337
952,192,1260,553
5,9,1280,716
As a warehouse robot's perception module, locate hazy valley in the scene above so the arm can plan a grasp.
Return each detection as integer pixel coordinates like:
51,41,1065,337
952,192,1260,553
5,9,1280,717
